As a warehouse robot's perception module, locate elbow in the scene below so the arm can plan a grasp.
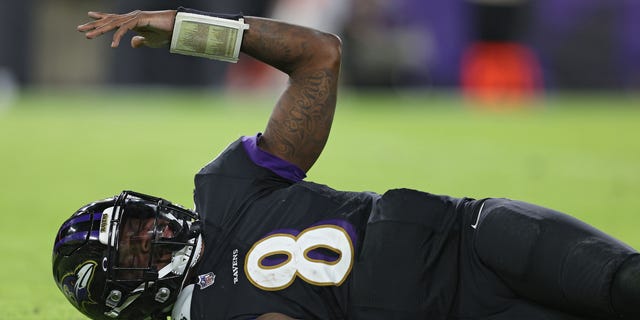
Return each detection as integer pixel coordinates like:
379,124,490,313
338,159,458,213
301,31,342,73
319,32,342,72
285,31,342,78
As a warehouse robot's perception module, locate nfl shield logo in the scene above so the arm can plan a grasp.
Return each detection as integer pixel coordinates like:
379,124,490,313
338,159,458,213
197,272,216,289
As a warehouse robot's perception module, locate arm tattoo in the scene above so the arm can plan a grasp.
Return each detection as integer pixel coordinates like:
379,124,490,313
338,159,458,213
267,69,336,167
241,17,341,171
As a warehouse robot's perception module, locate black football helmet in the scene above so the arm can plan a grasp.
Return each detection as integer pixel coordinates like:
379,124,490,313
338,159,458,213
52,191,202,319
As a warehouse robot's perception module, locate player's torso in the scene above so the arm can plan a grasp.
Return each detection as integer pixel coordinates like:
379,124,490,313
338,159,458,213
185,138,470,319
191,179,377,319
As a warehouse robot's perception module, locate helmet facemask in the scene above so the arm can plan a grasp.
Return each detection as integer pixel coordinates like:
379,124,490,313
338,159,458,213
53,190,202,320
102,191,202,318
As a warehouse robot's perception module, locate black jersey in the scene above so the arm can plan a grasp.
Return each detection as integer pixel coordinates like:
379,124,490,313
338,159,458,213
189,135,474,319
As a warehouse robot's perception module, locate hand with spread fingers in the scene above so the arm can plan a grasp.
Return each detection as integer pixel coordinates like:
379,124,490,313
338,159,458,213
77,10,177,48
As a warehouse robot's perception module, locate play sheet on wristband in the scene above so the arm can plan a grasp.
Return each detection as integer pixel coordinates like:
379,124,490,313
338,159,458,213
170,13,249,62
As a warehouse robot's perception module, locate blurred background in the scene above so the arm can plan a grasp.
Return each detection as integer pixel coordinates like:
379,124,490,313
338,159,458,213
1,0,639,98
1,1,639,318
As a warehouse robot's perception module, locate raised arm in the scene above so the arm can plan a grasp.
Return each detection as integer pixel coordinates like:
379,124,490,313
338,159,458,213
242,17,341,173
77,10,341,172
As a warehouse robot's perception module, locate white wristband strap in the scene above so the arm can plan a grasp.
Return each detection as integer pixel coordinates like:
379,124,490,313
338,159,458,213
170,12,249,63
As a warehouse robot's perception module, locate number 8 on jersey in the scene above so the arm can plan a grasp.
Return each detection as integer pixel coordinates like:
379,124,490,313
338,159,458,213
245,224,355,291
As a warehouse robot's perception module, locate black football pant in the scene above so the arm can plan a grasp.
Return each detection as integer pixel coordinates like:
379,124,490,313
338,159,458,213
457,198,639,319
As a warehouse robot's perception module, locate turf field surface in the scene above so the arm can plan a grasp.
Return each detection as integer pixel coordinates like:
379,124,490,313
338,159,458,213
1,89,638,318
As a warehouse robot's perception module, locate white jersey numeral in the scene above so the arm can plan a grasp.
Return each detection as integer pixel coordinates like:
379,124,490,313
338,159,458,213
245,225,354,291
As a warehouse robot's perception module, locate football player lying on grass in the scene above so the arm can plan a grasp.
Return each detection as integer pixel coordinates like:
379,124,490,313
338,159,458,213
53,7,640,320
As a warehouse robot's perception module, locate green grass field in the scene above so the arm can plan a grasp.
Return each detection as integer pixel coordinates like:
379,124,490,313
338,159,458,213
1,89,638,318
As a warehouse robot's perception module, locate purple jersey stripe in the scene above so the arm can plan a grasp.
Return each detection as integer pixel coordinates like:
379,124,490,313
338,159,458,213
241,134,306,182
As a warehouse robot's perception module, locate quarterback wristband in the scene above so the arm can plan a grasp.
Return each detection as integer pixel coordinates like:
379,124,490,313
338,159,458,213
170,9,249,63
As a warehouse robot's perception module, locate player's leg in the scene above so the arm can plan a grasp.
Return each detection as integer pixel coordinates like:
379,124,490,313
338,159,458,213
611,254,640,318
471,198,639,319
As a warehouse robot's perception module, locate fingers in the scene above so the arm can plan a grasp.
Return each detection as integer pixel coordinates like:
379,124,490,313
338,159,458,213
77,10,143,47
76,12,109,34
131,36,147,48
87,11,106,20
110,15,141,48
